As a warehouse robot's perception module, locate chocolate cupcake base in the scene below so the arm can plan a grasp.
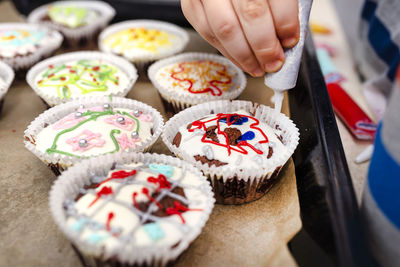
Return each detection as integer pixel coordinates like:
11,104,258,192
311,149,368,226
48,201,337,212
211,166,282,205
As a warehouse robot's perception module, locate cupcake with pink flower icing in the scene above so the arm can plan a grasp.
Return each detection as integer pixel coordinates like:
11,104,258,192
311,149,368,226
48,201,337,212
24,96,164,175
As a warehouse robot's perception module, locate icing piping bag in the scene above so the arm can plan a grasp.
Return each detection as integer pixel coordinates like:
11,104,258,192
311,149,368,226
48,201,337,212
265,0,313,112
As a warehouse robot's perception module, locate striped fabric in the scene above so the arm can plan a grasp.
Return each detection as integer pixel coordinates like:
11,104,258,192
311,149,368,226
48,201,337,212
358,0,400,119
362,66,400,266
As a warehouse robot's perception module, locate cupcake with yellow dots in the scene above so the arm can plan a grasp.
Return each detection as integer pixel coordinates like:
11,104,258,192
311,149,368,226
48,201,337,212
148,53,246,117
28,1,115,47
99,20,189,70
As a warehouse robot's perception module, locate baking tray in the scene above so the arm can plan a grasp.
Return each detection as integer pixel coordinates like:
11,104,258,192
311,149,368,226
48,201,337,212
9,1,378,265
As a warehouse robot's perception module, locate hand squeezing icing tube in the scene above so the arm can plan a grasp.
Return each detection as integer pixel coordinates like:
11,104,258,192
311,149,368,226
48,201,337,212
265,0,313,112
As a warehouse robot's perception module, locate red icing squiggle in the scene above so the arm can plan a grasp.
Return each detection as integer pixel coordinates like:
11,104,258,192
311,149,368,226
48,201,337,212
89,186,113,208
170,60,232,96
106,212,114,231
147,174,171,192
189,113,269,156
166,201,203,224
142,188,162,209
96,170,137,188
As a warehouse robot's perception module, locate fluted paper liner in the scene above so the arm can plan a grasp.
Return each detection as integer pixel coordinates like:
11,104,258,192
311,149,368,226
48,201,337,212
99,20,189,68
27,51,138,107
49,152,215,266
162,100,299,204
0,23,63,71
148,52,247,114
0,60,14,103
27,1,115,45
24,96,164,174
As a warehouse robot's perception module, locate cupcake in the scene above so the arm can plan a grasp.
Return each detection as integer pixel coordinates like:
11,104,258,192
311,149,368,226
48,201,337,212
162,100,299,204
0,23,63,71
27,51,138,107
49,152,214,266
28,1,115,47
148,53,246,116
99,20,189,70
0,61,15,113
24,96,164,175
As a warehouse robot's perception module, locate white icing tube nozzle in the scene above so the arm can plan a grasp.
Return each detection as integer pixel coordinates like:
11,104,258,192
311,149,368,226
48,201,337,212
265,0,313,111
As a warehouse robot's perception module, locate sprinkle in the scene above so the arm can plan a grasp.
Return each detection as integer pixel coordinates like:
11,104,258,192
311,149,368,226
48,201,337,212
143,223,165,241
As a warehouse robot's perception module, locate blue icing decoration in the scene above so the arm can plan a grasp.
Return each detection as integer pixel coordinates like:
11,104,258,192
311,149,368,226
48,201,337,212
143,223,165,241
88,233,108,244
149,164,174,178
0,30,45,48
239,131,255,141
219,115,248,125
70,218,88,232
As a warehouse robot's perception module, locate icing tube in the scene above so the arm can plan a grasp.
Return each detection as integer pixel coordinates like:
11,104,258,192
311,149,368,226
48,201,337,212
265,0,313,110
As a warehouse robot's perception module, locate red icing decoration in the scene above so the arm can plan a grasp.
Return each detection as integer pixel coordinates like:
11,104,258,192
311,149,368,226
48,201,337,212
170,61,232,96
96,170,137,188
49,64,54,69
106,212,114,231
88,186,113,208
92,66,100,71
147,174,171,192
189,113,269,156
166,201,203,224
60,77,66,81
132,192,139,209
142,188,162,209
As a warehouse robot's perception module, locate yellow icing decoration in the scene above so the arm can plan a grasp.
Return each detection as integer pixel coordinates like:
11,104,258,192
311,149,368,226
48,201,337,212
103,27,175,53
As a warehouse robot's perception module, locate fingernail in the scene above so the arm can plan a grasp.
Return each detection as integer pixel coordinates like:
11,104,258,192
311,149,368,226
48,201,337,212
282,36,299,48
251,68,264,77
264,60,284,72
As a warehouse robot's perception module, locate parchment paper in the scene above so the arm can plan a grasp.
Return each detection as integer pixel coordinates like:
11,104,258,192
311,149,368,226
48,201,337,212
0,1,301,266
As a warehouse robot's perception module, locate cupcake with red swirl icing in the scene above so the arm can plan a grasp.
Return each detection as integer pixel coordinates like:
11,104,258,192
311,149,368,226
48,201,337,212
28,1,115,47
49,152,214,266
24,96,164,175
148,53,246,117
0,23,62,71
162,100,299,204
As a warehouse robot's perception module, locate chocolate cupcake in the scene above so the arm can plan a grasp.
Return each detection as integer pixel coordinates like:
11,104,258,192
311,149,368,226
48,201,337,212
49,152,214,266
99,20,189,71
28,1,115,48
0,61,14,113
162,100,299,204
0,23,62,72
27,51,138,107
24,96,164,175
148,52,246,116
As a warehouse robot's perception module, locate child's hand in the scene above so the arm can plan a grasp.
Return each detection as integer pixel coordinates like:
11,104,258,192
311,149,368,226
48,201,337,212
181,0,300,76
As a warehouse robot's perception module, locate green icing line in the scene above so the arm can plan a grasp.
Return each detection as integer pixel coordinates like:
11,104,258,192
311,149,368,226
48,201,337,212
37,60,120,99
48,6,89,28
45,108,142,157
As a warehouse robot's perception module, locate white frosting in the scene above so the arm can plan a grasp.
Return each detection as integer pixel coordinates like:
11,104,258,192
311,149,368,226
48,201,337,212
35,106,154,157
65,162,209,251
34,59,130,100
0,77,5,92
177,110,288,168
0,29,53,58
154,60,240,97
101,27,183,61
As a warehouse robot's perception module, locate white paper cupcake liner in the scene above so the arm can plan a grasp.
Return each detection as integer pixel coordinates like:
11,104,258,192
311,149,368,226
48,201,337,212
99,20,189,68
162,100,299,203
27,1,115,45
148,52,247,114
24,96,164,174
27,51,138,107
0,23,63,71
0,60,15,106
49,152,215,266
